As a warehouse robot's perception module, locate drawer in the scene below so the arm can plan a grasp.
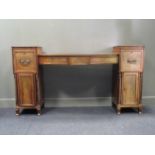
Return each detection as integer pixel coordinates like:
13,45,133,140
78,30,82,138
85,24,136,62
120,50,144,72
90,55,118,64
69,57,90,65
13,48,38,73
39,57,68,65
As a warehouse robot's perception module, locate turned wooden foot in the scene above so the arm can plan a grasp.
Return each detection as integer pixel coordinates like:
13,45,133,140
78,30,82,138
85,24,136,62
117,111,121,115
37,111,41,116
138,108,142,114
37,113,41,116
16,108,20,116
37,108,41,116
117,105,121,115
138,105,143,114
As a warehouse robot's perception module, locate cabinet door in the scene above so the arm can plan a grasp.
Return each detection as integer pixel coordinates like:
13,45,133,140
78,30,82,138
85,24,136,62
121,73,140,105
16,73,37,107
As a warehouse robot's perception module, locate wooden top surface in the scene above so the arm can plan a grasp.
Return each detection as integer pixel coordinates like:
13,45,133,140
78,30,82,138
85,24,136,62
113,45,144,50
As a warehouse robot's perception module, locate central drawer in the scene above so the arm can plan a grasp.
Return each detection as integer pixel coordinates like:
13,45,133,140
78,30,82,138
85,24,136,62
69,57,90,65
90,56,118,64
39,57,68,65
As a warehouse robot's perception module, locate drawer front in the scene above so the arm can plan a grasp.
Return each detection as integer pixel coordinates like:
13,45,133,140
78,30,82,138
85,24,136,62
39,57,68,65
69,57,90,65
13,48,38,73
90,56,118,64
120,50,143,72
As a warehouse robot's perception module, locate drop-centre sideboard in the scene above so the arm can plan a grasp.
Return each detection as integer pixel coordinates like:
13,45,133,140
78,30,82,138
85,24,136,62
12,46,144,115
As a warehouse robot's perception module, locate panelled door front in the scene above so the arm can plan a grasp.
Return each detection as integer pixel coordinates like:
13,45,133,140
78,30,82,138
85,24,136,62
16,73,37,107
121,72,140,105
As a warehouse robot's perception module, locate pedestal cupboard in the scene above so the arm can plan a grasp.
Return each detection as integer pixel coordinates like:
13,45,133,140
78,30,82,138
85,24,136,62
112,46,144,114
12,47,43,115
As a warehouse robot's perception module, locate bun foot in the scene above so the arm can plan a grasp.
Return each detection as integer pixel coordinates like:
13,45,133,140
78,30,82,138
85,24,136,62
37,109,41,116
117,111,121,115
117,107,121,115
37,112,41,116
16,109,20,116
138,106,143,114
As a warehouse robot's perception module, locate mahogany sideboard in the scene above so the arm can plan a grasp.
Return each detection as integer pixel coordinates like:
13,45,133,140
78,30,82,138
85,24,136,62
12,46,144,115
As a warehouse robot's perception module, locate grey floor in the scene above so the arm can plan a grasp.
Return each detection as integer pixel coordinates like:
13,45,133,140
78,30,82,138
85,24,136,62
0,105,155,135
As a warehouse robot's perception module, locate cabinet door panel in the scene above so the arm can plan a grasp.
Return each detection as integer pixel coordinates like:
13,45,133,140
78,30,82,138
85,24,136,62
122,73,139,105
16,74,37,107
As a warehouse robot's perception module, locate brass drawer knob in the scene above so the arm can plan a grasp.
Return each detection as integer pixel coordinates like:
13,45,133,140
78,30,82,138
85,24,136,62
19,58,31,66
127,59,137,64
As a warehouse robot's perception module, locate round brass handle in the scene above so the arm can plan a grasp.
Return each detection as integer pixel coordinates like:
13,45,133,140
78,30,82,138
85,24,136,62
19,58,31,66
